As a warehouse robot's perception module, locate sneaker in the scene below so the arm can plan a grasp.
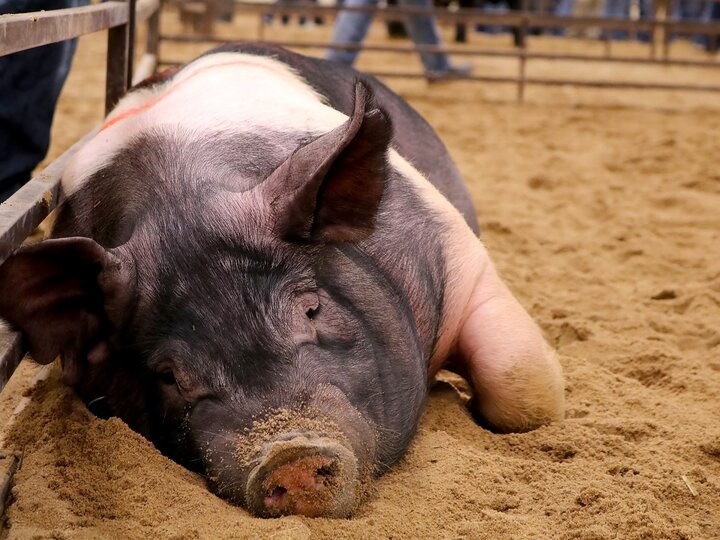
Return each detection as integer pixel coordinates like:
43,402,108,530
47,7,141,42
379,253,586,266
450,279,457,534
425,63,473,83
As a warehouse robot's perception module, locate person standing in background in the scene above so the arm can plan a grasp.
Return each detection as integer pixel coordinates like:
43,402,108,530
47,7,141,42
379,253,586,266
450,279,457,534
670,0,717,48
603,0,654,41
325,0,472,80
549,0,576,35
0,0,88,203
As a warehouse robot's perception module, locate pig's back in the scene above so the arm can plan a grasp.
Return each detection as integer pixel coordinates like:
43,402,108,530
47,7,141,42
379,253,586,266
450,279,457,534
200,43,479,235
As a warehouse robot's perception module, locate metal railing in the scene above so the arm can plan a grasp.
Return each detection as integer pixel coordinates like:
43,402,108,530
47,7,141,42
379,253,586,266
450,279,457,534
0,0,161,391
159,0,720,100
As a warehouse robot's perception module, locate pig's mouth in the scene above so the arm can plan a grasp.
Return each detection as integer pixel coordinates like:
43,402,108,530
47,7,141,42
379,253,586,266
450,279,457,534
203,395,377,518
245,434,359,518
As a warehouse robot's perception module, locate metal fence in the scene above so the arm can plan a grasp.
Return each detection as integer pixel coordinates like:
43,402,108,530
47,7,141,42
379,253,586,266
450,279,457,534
0,0,161,390
158,0,720,99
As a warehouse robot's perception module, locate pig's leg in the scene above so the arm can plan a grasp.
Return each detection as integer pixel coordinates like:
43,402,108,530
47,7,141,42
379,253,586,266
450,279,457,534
389,150,563,432
454,247,564,433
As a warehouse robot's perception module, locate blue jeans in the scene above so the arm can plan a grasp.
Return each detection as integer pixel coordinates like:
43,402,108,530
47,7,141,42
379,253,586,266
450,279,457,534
671,0,715,46
549,0,576,35
0,0,87,202
325,0,451,72
603,0,654,41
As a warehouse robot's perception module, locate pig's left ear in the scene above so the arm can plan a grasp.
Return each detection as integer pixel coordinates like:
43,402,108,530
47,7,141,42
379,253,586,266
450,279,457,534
0,237,134,384
265,81,392,243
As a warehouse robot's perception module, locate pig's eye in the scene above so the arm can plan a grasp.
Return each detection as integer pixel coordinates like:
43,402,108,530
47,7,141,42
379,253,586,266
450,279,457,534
298,291,319,320
157,368,177,386
294,291,319,343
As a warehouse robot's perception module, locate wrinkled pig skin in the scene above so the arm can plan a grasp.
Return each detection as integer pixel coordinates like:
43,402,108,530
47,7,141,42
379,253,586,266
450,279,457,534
0,44,564,518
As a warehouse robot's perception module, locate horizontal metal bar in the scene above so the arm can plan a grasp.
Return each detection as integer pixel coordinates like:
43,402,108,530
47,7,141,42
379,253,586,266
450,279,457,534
136,0,160,22
0,2,128,57
160,35,720,68
132,52,158,85
0,324,22,394
665,19,720,34
157,56,720,91
368,71,720,91
0,453,20,516
0,129,98,266
184,1,720,32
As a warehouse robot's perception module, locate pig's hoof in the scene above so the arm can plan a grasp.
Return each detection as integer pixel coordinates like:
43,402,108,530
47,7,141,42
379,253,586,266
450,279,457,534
245,435,358,518
468,389,564,434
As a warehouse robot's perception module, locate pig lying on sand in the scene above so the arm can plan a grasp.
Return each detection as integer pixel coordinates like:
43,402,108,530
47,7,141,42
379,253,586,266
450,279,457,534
0,44,564,518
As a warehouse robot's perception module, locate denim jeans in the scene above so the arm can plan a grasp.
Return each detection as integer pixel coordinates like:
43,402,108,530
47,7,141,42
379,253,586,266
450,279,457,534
603,0,654,41
549,0,576,35
0,0,88,202
325,0,451,72
671,0,715,46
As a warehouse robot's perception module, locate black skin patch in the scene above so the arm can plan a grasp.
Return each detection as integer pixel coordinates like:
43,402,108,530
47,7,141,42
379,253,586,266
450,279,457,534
53,128,305,246
39,50,472,507
54,124,448,482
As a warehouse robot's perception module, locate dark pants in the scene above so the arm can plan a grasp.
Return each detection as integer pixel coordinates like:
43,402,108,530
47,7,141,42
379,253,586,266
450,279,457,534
0,0,87,202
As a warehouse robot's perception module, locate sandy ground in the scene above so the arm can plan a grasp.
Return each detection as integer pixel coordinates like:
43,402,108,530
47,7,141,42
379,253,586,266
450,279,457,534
2,7,720,539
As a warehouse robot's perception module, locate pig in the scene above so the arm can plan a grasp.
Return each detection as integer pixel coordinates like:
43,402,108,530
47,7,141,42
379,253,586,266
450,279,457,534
0,43,564,518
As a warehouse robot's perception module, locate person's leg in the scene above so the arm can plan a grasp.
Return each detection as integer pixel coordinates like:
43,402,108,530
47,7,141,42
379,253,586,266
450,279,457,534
398,0,450,71
603,0,630,40
691,0,714,46
455,0,475,42
550,0,575,36
708,1,720,51
635,0,653,41
325,0,378,66
0,0,85,203
386,0,409,38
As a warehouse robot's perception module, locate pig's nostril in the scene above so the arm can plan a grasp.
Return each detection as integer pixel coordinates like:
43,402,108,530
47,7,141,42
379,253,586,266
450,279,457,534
264,485,288,510
245,436,358,518
316,465,335,478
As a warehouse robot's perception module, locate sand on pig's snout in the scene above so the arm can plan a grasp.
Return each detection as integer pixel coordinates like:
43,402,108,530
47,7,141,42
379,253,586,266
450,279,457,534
3,12,720,539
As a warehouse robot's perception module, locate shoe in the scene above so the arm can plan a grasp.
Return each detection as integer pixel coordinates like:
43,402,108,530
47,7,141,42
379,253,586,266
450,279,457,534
425,63,473,83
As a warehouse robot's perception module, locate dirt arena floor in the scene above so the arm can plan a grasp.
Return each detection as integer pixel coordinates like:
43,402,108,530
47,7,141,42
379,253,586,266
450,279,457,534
1,8,720,539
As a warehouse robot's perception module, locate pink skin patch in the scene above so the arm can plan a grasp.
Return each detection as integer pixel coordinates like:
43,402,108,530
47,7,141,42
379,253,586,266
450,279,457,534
99,60,289,133
261,454,339,517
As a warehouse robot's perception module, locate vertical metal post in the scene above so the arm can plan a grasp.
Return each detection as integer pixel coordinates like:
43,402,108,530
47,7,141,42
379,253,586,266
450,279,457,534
258,12,265,41
517,0,528,48
603,31,612,57
518,52,527,102
105,0,136,114
650,19,657,58
518,14,528,102
662,0,674,62
147,4,160,56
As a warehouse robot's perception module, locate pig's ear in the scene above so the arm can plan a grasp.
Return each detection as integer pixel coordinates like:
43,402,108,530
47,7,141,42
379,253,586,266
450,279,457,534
0,237,133,383
266,81,392,243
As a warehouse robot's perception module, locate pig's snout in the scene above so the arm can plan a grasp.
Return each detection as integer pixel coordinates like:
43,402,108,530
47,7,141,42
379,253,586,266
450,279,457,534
245,434,358,518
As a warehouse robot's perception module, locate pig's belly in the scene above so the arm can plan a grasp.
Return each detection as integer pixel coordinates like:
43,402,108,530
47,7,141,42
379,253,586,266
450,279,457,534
387,152,486,376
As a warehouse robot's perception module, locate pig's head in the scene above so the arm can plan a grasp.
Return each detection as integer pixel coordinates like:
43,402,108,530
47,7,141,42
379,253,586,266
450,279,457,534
0,83,427,517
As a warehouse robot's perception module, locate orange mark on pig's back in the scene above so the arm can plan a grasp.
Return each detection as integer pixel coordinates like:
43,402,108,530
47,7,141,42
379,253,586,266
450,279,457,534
99,60,285,132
